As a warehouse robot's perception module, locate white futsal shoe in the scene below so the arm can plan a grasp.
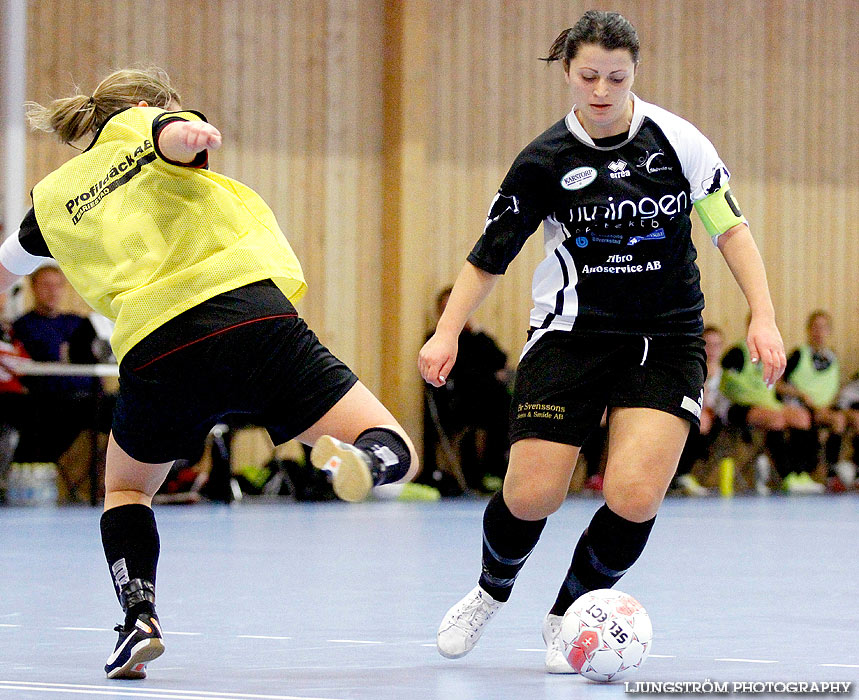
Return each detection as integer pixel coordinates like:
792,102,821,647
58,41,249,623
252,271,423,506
542,613,576,674
834,459,856,488
437,586,504,658
310,435,374,502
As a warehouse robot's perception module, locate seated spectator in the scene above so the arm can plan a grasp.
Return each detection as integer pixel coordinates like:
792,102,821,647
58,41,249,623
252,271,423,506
422,286,511,494
778,310,847,491
835,373,859,489
721,323,819,494
0,291,31,492
10,266,113,464
0,291,30,394
674,325,730,496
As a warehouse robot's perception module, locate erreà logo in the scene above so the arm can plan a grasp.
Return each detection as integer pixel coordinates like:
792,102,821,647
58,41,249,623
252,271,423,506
561,166,597,191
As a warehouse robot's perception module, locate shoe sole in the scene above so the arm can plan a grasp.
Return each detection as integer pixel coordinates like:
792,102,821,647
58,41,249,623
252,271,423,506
106,638,164,679
546,663,577,674
437,642,469,659
437,622,473,659
310,436,373,503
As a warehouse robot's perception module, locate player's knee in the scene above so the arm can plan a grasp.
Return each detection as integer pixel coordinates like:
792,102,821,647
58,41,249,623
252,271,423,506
604,481,663,523
503,484,564,521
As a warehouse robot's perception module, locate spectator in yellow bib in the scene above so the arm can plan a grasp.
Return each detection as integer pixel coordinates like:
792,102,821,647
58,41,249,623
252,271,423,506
778,310,847,491
720,316,817,494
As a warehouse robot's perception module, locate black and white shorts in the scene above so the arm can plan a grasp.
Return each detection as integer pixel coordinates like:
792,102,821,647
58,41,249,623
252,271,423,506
509,330,706,447
112,282,358,464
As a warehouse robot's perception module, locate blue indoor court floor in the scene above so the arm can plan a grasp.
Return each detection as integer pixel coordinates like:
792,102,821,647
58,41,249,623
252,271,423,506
1,494,857,700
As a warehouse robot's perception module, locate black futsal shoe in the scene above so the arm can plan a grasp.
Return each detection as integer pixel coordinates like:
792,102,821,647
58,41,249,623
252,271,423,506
104,612,164,679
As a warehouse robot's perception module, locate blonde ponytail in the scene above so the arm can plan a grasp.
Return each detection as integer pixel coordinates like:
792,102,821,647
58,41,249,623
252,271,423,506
24,66,181,145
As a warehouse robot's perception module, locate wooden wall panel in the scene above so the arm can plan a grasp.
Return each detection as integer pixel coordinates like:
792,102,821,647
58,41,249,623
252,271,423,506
17,0,859,456
379,0,431,437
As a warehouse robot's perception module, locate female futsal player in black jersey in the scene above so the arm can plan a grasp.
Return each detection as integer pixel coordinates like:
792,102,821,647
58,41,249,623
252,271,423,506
420,11,785,673
0,67,418,680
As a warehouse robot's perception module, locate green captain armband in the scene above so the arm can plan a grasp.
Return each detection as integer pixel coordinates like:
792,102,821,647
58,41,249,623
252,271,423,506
693,184,747,240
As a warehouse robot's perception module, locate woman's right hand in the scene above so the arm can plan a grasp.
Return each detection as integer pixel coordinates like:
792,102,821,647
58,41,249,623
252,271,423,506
419,262,500,387
419,331,458,387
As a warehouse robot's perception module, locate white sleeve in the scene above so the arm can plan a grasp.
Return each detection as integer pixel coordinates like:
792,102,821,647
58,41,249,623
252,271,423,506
638,100,731,203
677,127,731,203
0,231,49,275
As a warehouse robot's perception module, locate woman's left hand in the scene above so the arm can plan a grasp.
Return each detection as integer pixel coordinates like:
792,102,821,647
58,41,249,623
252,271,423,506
746,316,786,388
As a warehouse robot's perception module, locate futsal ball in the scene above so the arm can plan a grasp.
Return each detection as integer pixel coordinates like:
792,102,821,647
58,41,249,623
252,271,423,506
560,588,652,682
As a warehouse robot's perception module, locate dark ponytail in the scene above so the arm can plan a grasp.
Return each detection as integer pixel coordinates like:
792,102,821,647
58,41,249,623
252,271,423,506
542,27,573,65
540,11,640,69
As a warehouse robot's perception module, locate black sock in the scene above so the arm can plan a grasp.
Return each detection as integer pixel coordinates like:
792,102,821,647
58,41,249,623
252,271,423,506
788,428,819,474
100,504,160,626
825,432,842,467
765,431,789,478
478,491,546,602
354,427,411,486
550,504,655,616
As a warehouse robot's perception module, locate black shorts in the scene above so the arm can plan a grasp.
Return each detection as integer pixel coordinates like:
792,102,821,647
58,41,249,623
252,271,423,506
509,331,706,447
112,286,357,464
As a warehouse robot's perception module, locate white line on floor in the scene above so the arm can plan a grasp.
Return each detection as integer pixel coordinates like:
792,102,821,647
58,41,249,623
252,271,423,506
0,679,346,700
58,627,111,632
326,639,384,645
54,627,202,637
714,658,779,664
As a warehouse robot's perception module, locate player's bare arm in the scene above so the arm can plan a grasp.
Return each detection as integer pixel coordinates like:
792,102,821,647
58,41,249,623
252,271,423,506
717,224,786,386
419,262,499,387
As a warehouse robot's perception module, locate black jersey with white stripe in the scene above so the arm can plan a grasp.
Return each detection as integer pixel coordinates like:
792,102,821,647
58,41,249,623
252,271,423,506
468,95,730,350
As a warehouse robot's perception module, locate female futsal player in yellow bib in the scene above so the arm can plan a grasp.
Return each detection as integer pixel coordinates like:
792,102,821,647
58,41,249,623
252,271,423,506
0,67,418,680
